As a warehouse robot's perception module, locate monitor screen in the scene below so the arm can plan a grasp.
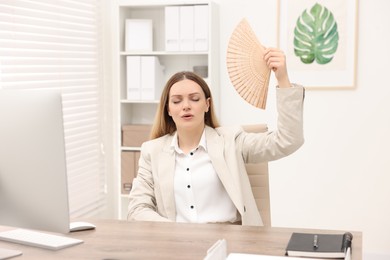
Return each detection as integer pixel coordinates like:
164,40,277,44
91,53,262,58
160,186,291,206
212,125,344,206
0,89,70,234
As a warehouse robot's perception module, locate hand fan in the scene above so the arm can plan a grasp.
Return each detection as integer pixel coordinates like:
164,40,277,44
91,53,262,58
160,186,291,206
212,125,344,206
226,18,271,109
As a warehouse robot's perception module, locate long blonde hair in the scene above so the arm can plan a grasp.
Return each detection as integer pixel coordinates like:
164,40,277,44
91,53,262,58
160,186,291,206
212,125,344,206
150,71,220,139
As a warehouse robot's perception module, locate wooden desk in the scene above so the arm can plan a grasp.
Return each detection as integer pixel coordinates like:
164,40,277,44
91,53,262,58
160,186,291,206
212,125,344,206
0,219,362,260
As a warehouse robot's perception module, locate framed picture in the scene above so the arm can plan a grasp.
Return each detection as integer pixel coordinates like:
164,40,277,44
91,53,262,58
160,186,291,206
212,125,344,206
278,0,358,89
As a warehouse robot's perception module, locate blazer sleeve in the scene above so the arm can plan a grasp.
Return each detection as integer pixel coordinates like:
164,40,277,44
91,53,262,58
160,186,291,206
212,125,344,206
127,142,171,222
240,84,305,163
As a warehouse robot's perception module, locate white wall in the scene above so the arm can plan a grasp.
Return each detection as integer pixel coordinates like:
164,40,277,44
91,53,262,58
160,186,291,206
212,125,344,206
216,0,390,259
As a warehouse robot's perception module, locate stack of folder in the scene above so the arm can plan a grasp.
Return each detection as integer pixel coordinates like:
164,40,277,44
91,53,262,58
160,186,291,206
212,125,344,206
126,56,164,101
165,5,209,52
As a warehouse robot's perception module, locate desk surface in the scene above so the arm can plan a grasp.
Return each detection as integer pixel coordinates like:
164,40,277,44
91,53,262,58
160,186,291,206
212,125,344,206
0,219,362,260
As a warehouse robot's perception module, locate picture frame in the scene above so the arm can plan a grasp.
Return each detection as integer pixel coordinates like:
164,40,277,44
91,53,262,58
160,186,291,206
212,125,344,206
278,0,358,89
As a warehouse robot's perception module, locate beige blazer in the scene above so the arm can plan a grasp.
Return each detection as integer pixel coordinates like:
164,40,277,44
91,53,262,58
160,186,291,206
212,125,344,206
128,85,305,226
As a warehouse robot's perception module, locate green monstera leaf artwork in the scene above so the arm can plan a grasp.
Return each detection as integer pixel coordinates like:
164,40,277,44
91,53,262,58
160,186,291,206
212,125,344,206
294,3,339,64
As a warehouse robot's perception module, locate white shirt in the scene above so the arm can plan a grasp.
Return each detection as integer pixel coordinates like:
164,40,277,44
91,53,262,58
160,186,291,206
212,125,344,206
171,129,238,223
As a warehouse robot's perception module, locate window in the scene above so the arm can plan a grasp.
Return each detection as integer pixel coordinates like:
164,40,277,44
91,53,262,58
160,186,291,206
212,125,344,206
0,0,106,217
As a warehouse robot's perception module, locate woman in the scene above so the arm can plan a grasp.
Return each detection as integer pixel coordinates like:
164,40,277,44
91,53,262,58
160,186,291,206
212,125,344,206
127,48,304,226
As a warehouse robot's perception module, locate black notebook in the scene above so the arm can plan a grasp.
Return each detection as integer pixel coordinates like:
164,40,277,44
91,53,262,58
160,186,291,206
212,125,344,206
285,232,352,258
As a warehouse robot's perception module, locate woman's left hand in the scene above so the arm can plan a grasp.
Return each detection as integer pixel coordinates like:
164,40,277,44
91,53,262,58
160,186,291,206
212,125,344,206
264,47,291,88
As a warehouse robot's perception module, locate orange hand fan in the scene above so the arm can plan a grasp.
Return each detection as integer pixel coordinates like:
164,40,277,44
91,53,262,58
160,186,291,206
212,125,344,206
226,18,271,109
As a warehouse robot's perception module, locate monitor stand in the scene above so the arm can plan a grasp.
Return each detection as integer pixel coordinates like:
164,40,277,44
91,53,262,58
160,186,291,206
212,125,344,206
69,221,96,232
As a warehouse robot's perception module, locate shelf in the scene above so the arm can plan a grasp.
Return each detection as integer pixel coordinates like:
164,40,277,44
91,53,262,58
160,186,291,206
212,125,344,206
119,0,211,7
120,51,208,56
115,0,219,220
121,146,142,151
121,99,159,104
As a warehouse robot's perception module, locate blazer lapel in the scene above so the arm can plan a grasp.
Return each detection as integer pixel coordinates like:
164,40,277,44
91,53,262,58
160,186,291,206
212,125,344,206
205,127,244,214
157,136,177,221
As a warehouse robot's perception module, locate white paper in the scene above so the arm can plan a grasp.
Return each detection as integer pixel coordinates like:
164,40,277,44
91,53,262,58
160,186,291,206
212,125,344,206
345,247,351,260
0,248,22,259
227,253,318,260
204,239,227,260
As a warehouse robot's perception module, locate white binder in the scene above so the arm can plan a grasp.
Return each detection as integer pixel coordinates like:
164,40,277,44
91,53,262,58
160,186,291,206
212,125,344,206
141,56,164,101
165,6,180,51
194,5,209,51
126,56,141,100
179,6,194,51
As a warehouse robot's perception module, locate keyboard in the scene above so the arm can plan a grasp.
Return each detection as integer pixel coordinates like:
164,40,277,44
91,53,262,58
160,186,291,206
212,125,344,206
0,229,83,250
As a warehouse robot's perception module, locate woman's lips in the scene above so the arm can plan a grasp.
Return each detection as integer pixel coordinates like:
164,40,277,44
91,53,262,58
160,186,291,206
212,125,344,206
181,114,193,119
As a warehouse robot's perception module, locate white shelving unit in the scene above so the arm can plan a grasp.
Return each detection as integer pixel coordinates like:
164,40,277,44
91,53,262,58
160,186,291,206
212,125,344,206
113,0,219,219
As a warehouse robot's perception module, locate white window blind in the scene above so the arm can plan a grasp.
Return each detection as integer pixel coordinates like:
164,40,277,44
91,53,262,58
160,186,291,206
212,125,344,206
0,0,106,217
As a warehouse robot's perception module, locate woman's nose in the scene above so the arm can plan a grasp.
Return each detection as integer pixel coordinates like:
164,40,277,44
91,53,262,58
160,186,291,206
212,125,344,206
182,100,190,110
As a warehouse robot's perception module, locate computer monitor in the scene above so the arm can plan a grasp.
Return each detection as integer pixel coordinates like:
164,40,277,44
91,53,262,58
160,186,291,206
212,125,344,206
0,88,70,234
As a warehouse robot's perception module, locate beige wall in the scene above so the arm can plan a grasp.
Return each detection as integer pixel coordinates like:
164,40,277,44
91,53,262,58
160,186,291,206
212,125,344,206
217,0,390,258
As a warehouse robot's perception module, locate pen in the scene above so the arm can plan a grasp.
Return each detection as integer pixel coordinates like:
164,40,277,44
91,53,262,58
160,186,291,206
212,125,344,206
313,235,319,248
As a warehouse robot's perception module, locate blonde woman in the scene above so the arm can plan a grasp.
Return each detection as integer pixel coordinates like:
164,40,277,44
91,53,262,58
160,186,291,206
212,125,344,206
127,48,304,226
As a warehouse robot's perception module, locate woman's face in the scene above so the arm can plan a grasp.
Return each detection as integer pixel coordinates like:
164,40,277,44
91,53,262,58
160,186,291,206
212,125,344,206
168,79,210,131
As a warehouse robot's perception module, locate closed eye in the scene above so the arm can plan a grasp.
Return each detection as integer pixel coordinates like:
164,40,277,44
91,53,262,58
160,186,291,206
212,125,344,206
171,98,181,104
